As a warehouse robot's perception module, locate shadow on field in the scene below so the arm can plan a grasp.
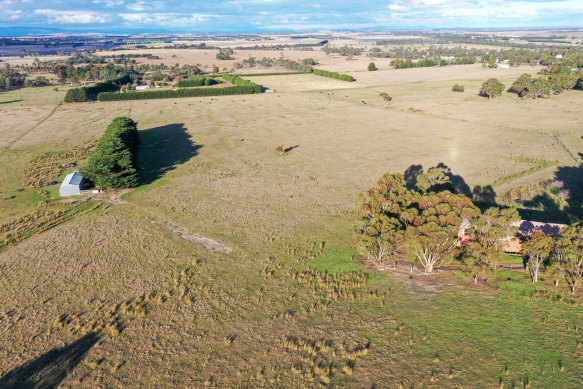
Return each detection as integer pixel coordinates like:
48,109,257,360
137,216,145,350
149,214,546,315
0,332,100,389
0,99,22,105
138,123,202,185
550,154,583,223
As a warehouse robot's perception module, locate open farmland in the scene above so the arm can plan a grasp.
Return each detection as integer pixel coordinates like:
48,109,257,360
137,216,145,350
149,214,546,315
1,54,583,388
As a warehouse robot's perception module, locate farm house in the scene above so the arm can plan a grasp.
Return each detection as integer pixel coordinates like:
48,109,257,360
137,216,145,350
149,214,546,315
59,171,86,196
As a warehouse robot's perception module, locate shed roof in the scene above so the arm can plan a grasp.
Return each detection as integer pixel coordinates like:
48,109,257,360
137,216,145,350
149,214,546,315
63,171,84,186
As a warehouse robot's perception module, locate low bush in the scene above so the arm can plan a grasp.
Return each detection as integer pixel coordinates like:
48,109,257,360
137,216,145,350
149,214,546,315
313,69,355,82
452,84,465,92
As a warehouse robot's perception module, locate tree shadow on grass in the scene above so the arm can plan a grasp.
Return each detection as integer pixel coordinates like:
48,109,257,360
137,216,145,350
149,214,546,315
138,123,202,185
0,332,100,389
0,99,23,105
552,154,583,223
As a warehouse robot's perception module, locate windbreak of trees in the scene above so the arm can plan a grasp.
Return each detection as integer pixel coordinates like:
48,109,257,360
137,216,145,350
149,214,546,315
221,74,263,93
98,85,257,101
82,117,140,189
313,69,355,82
64,73,131,102
390,58,444,69
176,75,218,88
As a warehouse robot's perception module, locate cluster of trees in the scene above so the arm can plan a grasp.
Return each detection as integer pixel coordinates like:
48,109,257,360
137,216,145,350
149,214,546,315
221,74,262,93
0,66,25,91
358,170,519,279
522,226,583,293
216,48,233,60
313,69,355,82
98,85,257,101
82,117,140,189
479,78,505,99
64,74,131,103
176,75,217,88
508,72,581,99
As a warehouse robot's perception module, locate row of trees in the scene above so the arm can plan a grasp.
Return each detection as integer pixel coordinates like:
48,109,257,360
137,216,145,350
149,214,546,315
220,74,262,93
82,117,140,189
313,69,355,82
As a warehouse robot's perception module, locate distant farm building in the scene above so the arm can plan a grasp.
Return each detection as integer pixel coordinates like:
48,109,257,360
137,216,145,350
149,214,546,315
135,85,151,91
59,171,86,196
497,64,510,69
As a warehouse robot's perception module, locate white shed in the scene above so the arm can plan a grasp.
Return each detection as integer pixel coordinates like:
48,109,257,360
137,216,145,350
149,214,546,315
59,171,86,196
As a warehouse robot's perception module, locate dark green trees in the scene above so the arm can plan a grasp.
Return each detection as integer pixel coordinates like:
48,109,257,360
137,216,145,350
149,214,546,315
82,117,140,189
368,62,377,71
479,78,505,99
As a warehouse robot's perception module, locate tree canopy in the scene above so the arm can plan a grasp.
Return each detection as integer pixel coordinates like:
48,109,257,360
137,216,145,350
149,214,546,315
479,78,505,99
82,117,140,189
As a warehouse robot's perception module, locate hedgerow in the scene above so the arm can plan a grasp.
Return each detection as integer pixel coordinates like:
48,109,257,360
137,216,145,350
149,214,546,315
97,85,257,101
221,74,263,93
64,74,131,103
313,69,355,82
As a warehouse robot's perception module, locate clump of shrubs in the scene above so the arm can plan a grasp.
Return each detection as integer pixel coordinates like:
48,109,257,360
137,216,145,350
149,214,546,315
368,62,377,71
379,92,392,102
452,84,464,92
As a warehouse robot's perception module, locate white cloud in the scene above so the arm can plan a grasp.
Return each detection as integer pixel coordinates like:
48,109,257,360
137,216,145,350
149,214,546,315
34,9,108,24
118,12,220,25
0,9,22,20
388,4,409,11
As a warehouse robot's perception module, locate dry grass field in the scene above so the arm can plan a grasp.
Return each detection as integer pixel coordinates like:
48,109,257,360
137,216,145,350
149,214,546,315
1,56,583,388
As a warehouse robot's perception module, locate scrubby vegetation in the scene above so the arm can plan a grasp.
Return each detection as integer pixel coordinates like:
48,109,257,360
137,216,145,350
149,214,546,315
452,84,464,92
82,117,140,188
313,69,355,82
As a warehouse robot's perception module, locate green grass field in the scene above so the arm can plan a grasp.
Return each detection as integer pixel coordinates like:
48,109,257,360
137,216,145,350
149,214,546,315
1,63,583,387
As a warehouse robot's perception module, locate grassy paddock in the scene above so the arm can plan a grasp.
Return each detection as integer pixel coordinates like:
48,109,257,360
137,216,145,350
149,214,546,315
0,62,583,387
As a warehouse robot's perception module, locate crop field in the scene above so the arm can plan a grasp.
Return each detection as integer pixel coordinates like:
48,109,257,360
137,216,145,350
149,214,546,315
1,59,583,387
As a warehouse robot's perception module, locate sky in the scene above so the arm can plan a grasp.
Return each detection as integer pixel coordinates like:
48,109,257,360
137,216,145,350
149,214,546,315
0,0,582,33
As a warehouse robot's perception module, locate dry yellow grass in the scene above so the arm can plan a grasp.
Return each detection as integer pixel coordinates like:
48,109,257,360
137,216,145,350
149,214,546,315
1,53,583,387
